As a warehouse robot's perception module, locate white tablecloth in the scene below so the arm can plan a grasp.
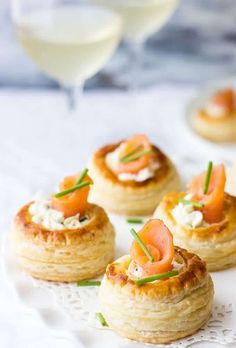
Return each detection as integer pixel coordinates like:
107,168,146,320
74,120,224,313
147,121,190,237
0,86,235,348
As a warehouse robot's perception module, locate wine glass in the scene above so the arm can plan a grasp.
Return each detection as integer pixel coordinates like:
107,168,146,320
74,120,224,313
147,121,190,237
11,0,122,112
91,0,178,89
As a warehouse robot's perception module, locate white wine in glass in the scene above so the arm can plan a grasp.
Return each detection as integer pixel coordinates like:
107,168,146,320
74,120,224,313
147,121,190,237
92,0,177,42
91,0,178,87
12,1,122,110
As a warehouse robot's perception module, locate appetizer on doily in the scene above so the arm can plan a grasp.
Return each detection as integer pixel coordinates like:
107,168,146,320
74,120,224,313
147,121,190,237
154,162,236,271
10,169,115,282
89,134,180,215
99,219,213,344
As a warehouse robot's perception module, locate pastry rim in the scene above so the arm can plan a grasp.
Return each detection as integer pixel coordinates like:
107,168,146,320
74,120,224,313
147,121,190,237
156,192,236,240
13,202,110,245
105,246,207,299
92,141,174,188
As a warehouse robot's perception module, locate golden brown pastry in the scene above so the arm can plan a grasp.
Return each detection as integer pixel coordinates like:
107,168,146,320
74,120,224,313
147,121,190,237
192,88,236,142
89,134,180,216
99,219,213,344
10,170,115,282
154,162,236,271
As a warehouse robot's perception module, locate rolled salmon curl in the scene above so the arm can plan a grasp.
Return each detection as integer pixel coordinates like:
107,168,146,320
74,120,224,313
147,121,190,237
188,164,226,223
211,88,235,113
130,219,174,277
116,134,152,174
51,172,93,218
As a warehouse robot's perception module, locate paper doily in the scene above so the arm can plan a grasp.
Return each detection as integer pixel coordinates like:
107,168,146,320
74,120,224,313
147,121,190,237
35,278,236,347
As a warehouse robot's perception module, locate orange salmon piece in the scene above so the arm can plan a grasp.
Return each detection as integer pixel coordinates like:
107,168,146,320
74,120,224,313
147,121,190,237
130,219,174,276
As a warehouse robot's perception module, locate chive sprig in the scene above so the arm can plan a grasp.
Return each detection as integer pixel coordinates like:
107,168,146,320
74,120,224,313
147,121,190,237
178,198,204,208
130,228,154,262
96,312,108,327
203,161,213,194
77,280,101,287
54,180,90,198
76,167,89,185
135,270,179,286
119,145,143,163
120,149,152,164
54,168,90,198
127,218,143,224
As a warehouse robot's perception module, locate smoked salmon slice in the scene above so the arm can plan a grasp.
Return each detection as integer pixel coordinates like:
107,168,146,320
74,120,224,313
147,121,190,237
211,88,234,113
51,173,93,218
130,219,174,276
116,134,152,174
189,164,226,223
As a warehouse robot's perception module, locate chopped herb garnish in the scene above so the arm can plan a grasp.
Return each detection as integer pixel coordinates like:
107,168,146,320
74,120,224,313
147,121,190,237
119,145,143,163
77,280,101,287
120,149,152,164
130,228,154,262
79,215,88,222
76,168,89,185
127,218,143,224
135,270,179,286
96,312,108,326
178,198,204,209
203,161,213,194
54,180,90,198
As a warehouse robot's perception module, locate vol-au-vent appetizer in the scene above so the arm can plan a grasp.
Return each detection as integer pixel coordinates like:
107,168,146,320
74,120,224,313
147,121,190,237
89,134,180,215
11,169,115,282
192,88,236,142
155,162,236,271
100,219,213,344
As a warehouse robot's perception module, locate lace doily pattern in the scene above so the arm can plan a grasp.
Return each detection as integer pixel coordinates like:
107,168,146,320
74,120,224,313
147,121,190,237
35,278,236,347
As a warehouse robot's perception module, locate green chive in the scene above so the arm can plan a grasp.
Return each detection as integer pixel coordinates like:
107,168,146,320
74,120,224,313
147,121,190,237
54,180,90,198
130,228,154,262
79,216,88,223
127,218,143,224
96,312,108,327
76,168,89,185
203,161,213,194
178,198,204,208
135,271,179,286
119,145,143,162
120,149,152,164
77,280,101,287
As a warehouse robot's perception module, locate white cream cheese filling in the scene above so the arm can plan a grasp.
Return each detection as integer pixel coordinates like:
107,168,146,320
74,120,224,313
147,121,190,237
126,259,183,281
29,200,88,231
105,143,159,182
205,102,228,118
171,194,206,229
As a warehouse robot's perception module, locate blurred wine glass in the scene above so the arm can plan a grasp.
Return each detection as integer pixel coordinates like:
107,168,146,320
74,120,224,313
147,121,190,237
11,0,122,112
91,0,178,88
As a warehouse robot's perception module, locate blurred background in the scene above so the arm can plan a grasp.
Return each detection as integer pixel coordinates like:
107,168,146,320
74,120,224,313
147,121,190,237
1,0,236,89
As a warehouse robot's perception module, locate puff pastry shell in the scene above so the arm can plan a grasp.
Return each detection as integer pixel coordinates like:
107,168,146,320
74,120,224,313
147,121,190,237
100,247,213,344
89,142,180,216
192,109,236,142
154,192,236,271
11,203,115,282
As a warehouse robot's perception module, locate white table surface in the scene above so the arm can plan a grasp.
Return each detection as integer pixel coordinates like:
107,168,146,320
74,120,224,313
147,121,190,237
0,86,236,348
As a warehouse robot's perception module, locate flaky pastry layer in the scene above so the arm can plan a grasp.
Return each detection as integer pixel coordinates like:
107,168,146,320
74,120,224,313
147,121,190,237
11,203,115,282
192,110,236,142
154,192,236,271
89,142,180,216
100,247,213,344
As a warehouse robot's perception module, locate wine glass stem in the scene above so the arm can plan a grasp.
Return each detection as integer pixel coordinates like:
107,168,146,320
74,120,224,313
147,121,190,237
127,40,144,90
65,83,84,113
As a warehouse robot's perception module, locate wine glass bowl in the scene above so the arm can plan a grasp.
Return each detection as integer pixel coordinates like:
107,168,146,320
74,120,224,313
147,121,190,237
92,0,178,43
11,0,122,110
90,0,178,88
